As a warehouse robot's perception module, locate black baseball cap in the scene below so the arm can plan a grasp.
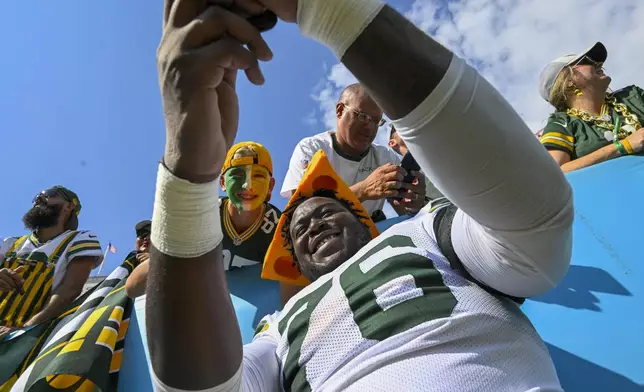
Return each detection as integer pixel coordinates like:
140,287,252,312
135,220,151,237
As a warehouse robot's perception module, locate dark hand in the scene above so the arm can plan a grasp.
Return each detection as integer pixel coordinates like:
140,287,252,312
391,171,426,213
223,0,298,23
158,0,273,182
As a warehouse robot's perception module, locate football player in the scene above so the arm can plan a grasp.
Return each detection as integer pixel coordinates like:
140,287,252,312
0,186,102,337
147,0,573,391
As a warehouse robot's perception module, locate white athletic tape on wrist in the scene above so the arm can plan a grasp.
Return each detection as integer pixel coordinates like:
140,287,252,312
297,0,385,59
151,163,223,258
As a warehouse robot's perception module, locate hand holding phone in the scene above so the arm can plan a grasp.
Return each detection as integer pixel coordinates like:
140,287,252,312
400,153,420,184
387,153,420,201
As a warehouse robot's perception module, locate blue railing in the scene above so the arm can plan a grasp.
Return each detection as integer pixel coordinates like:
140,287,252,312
119,156,644,391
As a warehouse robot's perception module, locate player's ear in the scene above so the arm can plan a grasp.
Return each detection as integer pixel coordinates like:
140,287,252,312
388,139,397,149
62,201,74,215
219,175,226,192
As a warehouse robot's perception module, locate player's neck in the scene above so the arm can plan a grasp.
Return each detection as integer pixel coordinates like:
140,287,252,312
35,225,66,243
227,202,263,233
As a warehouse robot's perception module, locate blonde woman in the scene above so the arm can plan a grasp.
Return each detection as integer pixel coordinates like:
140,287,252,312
539,42,644,172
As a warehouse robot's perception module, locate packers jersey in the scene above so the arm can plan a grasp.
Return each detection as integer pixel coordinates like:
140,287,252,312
253,204,561,392
0,230,103,328
219,197,281,271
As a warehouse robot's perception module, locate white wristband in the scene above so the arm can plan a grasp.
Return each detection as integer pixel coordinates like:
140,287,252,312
297,0,385,59
151,163,223,258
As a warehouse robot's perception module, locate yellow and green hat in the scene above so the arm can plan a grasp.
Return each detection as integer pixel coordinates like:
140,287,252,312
52,185,81,230
52,185,81,216
261,150,379,286
221,142,273,175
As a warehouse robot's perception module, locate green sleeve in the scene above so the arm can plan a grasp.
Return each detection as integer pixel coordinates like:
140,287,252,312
632,85,644,102
540,116,575,155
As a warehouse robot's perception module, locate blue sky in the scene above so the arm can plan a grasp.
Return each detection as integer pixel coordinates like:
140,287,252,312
0,0,411,275
1,0,642,275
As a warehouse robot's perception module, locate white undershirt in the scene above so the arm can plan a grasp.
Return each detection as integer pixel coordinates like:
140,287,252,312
393,56,573,298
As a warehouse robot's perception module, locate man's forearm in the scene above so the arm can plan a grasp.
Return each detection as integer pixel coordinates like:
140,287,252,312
341,6,452,119
147,246,242,390
24,293,76,327
350,182,365,202
125,261,149,298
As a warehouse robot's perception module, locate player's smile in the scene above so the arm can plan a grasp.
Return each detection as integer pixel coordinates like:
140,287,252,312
309,228,342,256
290,197,372,281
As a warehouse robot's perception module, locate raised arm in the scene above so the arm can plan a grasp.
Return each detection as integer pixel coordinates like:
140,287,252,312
254,0,573,295
335,4,573,295
147,0,273,389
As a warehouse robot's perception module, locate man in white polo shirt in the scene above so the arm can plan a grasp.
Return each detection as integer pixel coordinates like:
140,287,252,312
281,83,427,221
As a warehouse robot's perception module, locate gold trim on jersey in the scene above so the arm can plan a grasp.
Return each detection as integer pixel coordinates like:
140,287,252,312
222,199,266,246
0,231,79,327
6,235,29,259
428,197,452,213
540,131,575,152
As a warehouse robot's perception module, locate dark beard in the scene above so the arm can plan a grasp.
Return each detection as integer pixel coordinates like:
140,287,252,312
23,204,62,231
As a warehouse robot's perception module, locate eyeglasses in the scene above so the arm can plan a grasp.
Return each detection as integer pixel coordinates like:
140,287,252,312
342,104,386,127
33,188,68,204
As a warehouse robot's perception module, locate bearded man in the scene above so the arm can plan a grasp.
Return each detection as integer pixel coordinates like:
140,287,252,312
0,186,102,337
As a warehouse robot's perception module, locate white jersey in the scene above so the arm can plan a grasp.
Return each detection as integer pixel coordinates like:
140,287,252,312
249,204,562,392
150,53,575,392
280,131,401,216
0,230,103,328
0,230,103,292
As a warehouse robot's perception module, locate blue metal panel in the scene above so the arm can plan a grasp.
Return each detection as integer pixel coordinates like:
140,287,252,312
525,156,644,390
118,157,644,390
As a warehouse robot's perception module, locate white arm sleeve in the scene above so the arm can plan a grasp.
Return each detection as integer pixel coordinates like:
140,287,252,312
393,57,573,297
151,337,280,392
280,140,317,198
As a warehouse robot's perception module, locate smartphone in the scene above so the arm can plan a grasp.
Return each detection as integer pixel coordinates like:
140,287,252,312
388,153,420,200
247,11,278,33
400,153,420,184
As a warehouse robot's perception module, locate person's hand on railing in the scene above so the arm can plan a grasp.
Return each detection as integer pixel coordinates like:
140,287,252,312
624,128,644,154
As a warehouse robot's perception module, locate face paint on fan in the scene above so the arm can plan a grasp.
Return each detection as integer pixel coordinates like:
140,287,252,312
224,165,271,211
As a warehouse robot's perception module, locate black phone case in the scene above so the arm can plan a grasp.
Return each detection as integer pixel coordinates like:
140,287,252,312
247,11,278,33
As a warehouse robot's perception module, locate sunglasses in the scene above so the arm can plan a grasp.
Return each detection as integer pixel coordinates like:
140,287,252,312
33,188,69,204
572,55,603,69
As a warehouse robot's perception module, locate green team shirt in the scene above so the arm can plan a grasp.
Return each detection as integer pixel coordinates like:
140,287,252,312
219,197,281,270
540,85,644,159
